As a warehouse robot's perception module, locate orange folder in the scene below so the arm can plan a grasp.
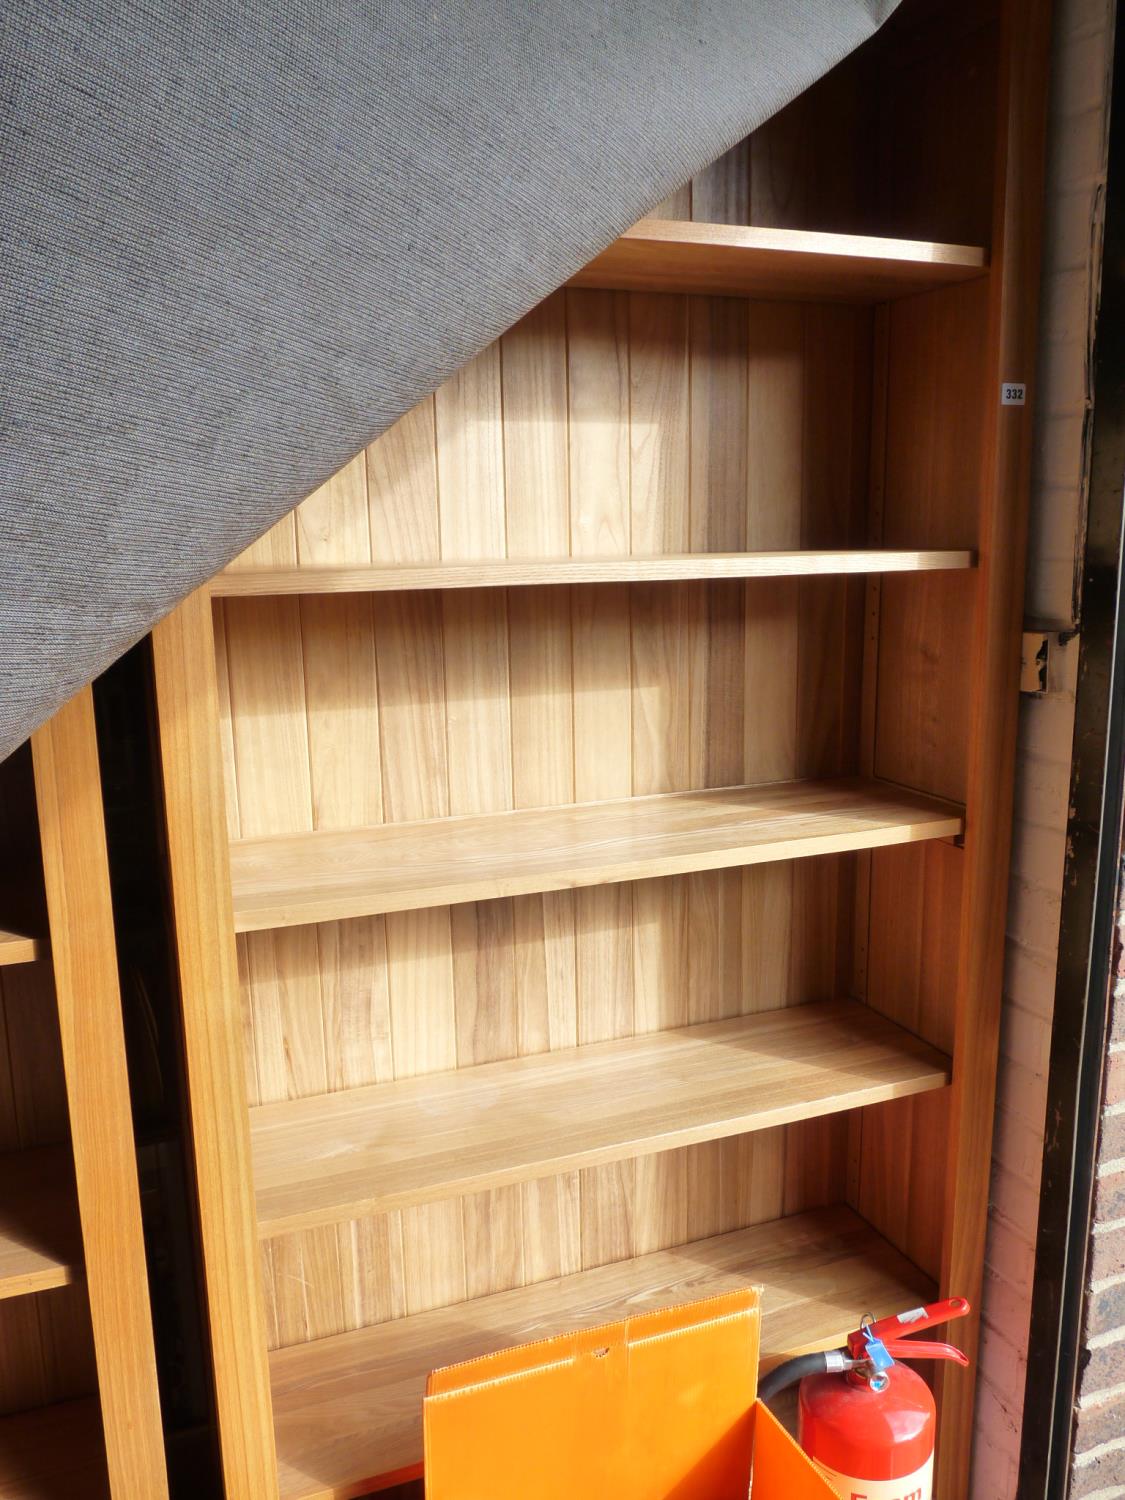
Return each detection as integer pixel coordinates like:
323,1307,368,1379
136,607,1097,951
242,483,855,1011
423,1288,836,1499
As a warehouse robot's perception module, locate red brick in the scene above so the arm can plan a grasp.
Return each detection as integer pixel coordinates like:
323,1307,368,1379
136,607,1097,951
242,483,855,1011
1074,1391,1125,1453
1087,1282,1125,1341
1080,1338,1125,1393
1070,1444,1125,1498
1107,1049,1125,1109
1103,1107,1125,1162
1111,979,1125,1040
1090,1224,1125,1282
1095,1169,1125,1223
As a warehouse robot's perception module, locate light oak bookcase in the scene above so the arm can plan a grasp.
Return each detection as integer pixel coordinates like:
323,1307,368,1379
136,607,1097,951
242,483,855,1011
148,1,1052,1496
0,691,167,1498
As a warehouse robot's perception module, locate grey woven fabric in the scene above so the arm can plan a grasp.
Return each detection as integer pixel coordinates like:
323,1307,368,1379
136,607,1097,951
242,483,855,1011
1,0,899,758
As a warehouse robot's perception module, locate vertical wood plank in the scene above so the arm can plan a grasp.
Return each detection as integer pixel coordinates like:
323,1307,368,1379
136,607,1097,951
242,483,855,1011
569,287,635,1275
629,294,690,554
367,399,441,564
374,594,449,824
650,183,692,220
151,594,277,1499
295,454,371,565
443,596,521,1291
738,298,807,1227
436,345,506,560
301,596,382,832
31,691,168,1499
374,583,461,1318
228,512,297,571
630,287,696,1259
443,592,513,819
385,899,458,1314
501,294,570,558
689,298,749,556
299,478,397,1340
501,298,582,1280
567,290,630,557
688,297,749,1059
692,141,751,225
0,1298,48,1414
213,606,243,841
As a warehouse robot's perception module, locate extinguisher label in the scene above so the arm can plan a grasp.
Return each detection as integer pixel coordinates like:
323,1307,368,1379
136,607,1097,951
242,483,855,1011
809,1454,933,1500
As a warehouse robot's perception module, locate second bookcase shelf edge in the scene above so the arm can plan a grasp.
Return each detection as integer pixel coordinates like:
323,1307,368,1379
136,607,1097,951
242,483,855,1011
251,998,951,1237
229,776,965,933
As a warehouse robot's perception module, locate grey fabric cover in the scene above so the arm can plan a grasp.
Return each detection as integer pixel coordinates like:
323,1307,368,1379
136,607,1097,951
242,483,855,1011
1,0,899,758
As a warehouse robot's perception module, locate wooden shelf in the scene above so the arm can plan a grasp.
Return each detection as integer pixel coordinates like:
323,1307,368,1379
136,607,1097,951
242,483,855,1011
251,999,950,1237
0,1148,81,1301
0,928,40,967
212,548,975,597
230,776,964,933
0,1397,108,1499
567,218,988,302
270,1204,932,1500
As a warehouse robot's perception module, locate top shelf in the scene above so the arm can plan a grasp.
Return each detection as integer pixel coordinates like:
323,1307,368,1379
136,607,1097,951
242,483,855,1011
567,218,989,303
212,549,975,598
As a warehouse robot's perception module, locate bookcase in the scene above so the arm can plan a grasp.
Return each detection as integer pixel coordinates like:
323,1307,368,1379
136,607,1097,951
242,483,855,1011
148,1,1052,1496
0,690,167,1498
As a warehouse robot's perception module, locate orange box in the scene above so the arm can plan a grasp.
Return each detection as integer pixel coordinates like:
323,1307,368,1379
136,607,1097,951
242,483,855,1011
423,1287,837,1499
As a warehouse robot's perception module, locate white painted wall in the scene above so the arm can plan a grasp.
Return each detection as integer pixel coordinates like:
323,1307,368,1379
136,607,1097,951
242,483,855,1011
970,1,1114,1493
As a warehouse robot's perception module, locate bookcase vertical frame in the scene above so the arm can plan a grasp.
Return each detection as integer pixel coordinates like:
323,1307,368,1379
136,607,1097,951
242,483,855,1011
30,686,169,1499
151,591,280,1498
934,1,1053,1495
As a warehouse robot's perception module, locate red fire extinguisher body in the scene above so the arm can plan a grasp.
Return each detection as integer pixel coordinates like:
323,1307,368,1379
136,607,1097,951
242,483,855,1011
793,1296,973,1500
799,1364,935,1500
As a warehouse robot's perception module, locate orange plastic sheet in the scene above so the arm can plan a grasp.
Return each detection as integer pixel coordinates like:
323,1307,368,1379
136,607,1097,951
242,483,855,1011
424,1288,836,1499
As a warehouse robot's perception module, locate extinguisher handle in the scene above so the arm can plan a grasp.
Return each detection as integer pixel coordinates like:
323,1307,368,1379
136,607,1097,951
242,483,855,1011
881,1339,970,1367
849,1297,971,1359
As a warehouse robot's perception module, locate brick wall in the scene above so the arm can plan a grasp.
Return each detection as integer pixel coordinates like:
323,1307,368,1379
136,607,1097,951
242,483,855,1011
969,1,1114,1495
1071,965,1125,1495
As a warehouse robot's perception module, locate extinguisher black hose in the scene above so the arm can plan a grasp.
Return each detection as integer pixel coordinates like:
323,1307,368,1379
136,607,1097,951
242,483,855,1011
758,1350,837,1403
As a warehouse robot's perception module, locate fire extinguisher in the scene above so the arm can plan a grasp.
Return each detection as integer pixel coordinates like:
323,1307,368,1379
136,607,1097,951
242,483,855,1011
758,1295,971,1500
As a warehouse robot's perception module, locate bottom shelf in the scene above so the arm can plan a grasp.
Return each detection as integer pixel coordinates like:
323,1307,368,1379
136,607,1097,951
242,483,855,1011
270,1204,932,1500
0,1398,107,1499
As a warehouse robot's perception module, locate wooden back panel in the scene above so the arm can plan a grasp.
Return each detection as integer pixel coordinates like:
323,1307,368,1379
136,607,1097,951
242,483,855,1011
660,0,1000,249
216,290,873,1349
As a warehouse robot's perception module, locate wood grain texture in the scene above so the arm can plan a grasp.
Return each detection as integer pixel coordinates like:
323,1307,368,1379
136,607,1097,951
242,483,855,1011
269,1205,933,1500
251,1000,949,1236
151,595,279,1499
229,778,963,932
691,140,750,227
875,276,988,805
569,219,987,302
212,549,975,596
209,282,874,1376
932,3,1054,1494
30,689,168,1500
152,15,1047,1496
0,931,40,967
0,1396,109,1500
0,1148,80,1301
